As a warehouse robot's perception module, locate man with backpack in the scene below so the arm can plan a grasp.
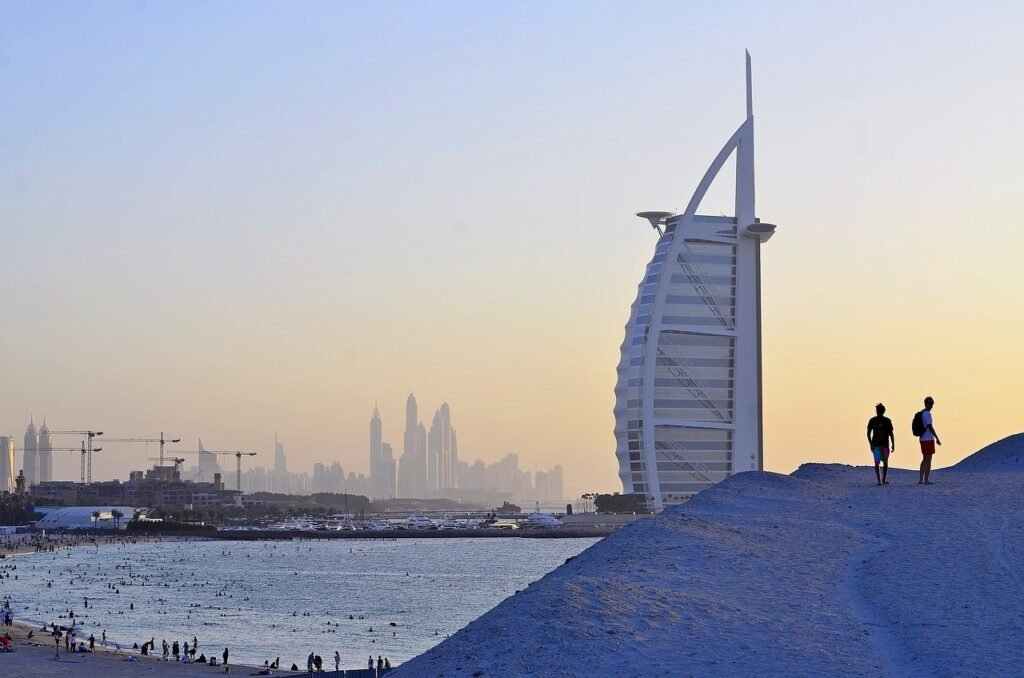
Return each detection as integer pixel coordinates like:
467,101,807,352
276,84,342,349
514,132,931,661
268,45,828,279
867,403,895,485
912,396,942,484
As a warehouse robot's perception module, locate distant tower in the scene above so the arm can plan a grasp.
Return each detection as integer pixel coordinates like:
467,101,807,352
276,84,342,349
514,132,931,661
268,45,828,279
38,419,52,482
450,428,459,488
398,394,419,498
439,402,452,488
197,437,222,481
427,410,441,492
23,418,38,487
614,53,776,511
0,436,14,493
416,421,427,490
274,432,287,474
369,403,383,498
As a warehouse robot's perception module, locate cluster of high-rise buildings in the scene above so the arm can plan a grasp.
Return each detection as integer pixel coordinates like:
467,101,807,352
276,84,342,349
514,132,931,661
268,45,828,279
0,418,55,493
368,394,564,504
3,401,566,506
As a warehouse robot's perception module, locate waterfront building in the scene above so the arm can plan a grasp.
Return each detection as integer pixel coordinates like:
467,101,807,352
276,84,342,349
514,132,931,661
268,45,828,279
23,418,38,487
614,53,776,511
38,420,53,482
0,436,14,493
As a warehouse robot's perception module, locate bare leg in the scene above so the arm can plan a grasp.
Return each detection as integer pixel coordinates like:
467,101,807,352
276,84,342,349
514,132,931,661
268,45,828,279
923,455,933,483
882,456,889,484
919,455,926,483
875,461,881,485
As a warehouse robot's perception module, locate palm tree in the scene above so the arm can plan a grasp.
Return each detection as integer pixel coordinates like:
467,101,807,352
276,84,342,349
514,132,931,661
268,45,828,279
91,511,101,530
111,509,124,530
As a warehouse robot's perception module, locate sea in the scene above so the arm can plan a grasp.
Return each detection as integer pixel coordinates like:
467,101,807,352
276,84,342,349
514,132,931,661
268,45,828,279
1,536,599,670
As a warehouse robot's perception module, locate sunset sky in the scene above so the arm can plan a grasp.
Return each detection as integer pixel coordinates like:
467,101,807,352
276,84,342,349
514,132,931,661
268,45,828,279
2,2,1022,498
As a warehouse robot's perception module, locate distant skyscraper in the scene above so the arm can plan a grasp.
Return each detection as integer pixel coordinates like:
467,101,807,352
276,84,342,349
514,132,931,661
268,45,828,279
439,402,452,488
416,421,426,488
398,394,418,498
312,462,326,494
450,428,459,488
37,420,52,483
549,465,564,502
427,410,441,492
197,437,221,481
22,418,38,487
274,432,287,474
614,54,776,511
380,442,396,498
368,403,394,498
0,436,14,493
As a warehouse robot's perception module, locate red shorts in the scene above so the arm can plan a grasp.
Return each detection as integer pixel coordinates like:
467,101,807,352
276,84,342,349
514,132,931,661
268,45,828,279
920,440,936,455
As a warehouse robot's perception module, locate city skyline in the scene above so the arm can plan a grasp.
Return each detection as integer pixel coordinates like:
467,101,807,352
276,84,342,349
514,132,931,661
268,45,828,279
3,400,567,503
3,4,1023,500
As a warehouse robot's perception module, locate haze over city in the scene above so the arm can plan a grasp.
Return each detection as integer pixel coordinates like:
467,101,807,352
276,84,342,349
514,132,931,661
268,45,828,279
3,2,1023,499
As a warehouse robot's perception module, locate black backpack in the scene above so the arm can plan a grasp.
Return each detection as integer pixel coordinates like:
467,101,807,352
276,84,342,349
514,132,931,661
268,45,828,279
911,410,925,437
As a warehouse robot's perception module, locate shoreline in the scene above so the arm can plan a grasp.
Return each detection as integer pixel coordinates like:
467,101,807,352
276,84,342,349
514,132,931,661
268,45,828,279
4,618,274,677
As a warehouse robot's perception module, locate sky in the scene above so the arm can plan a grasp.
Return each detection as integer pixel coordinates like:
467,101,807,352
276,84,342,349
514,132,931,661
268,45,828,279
2,1,1022,498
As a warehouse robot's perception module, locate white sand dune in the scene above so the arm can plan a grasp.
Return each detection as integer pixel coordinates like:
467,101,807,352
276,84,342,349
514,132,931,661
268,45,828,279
393,434,1024,677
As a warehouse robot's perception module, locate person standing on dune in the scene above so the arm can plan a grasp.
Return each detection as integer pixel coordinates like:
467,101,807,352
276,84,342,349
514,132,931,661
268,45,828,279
867,403,895,486
915,396,942,484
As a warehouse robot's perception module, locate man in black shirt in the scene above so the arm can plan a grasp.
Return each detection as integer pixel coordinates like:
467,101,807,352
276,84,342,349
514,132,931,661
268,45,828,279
867,403,895,486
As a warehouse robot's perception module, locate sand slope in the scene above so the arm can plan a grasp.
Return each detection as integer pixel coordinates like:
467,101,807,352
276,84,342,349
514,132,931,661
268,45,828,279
393,435,1024,677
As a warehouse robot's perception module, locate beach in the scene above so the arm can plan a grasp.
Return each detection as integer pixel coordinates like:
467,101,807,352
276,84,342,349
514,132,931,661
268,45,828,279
1,531,595,675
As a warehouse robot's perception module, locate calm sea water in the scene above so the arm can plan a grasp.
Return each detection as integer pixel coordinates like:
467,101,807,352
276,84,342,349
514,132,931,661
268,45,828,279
1,537,598,669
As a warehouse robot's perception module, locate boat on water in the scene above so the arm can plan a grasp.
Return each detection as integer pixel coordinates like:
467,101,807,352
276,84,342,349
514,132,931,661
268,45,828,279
524,513,563,529
403,514,437,530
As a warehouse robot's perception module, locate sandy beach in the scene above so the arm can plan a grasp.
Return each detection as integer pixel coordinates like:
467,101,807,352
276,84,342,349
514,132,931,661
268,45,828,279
2,619,272,677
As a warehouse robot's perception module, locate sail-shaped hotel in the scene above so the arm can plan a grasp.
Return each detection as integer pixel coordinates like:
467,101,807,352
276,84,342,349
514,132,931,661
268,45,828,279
614,53,776,511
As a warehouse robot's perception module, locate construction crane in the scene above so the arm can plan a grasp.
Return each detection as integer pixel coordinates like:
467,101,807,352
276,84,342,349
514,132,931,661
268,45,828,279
163,450,258,491
101,432,181,470
49,430,104,483
14,444,101,485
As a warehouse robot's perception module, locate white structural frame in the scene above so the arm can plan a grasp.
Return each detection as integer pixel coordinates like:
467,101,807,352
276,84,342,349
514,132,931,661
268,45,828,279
614,53,776,511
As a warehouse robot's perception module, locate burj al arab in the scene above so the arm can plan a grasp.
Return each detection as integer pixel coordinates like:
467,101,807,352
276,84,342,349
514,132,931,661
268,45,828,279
614,53,777,511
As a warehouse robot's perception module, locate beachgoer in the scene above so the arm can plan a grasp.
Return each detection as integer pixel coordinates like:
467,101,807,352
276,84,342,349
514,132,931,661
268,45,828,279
867,403,895,485
334,651,340,671
314,655,323,671
378,655,384,670
173,640,180,660
102,630,107,647
385,657,391,669
89,633,95,651
917,396,942,484
223,646,229,667
368,655,374,671
291,664,299,672
307,651,315,673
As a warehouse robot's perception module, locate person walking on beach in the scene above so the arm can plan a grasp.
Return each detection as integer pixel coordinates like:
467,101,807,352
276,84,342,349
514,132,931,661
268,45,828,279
307,651,315,673
223,646,230,671
368,654,374,671
334,650,340,672
915,396,942,484
867,403,895,485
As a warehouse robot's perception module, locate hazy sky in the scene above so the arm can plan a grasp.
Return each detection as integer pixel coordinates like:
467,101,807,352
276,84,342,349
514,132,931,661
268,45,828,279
2,2,1022,497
